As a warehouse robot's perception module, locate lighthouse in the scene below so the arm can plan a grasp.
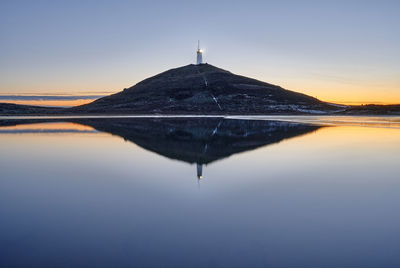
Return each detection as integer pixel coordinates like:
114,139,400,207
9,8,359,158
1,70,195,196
196,40,203,65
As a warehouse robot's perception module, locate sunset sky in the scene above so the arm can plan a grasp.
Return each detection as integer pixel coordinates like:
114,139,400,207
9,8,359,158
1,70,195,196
1,0,399,106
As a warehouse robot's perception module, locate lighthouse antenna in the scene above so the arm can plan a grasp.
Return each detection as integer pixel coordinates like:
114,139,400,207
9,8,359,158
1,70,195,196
198,40,200,50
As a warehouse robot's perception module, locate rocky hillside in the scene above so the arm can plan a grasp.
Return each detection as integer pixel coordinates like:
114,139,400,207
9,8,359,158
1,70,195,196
3,64,397,116
72,64,339,114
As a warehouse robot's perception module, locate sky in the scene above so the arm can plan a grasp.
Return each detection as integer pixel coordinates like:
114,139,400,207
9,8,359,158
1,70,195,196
1,0,399,106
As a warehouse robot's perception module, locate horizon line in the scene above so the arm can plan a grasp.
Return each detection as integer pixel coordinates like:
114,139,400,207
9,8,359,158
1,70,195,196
0,93,399,107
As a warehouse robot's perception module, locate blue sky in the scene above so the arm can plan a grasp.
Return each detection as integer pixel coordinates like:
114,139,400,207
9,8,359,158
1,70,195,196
1,0,399,104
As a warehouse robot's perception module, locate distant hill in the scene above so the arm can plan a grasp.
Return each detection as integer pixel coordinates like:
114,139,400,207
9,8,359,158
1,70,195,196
339,104,400,115
0,103,63,115
71,64,339,114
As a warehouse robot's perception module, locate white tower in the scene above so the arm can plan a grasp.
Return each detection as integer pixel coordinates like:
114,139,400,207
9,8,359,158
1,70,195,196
196,40,203,65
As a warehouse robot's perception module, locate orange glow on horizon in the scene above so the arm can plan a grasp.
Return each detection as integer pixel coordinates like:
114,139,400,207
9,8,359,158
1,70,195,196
277,80,400,106
2,95,399,108
0,99,95,107
1,79,399,107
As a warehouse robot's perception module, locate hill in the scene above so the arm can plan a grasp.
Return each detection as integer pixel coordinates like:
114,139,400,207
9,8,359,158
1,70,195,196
0,103,63,115
2,64,398,116
339,104,400,115
72,64,339,114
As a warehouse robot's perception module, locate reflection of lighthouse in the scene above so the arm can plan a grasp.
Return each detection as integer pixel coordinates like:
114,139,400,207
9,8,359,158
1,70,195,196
196,40,203,65
197,163,203,179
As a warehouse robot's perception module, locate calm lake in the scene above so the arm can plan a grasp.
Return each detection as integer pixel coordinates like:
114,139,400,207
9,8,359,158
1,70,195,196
0,116,399,267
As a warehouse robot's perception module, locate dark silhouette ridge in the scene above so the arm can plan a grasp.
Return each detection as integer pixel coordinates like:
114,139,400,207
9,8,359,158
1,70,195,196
0,103,65,115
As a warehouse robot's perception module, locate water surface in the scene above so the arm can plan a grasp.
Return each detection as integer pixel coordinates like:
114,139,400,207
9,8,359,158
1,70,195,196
0,116,399,267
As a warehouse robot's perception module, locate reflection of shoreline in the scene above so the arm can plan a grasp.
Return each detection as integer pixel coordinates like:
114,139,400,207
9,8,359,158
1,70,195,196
0,129,97,134
0,118,322,179
0,122,97,134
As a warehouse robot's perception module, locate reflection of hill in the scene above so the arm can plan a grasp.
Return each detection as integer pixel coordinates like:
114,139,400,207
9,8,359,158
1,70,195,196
73,118,321,165
0,117,322,179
